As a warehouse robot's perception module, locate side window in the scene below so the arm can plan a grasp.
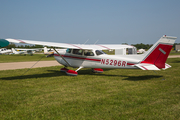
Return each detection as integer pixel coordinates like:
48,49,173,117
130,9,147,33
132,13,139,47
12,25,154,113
84,51,94,56
95,50,105,55
72,49,83,55
66,49,72,53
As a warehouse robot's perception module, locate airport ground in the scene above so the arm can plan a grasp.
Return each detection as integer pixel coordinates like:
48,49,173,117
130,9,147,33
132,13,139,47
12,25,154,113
0,55,180,71
0,57,180,119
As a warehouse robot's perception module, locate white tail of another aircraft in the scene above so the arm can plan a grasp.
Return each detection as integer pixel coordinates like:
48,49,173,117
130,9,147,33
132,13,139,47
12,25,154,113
44,47,48,54
134,35,177,70
11,48,19,54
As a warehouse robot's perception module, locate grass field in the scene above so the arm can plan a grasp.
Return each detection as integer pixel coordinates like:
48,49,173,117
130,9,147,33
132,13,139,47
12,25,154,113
0,58,180,119
170,51,180,55
0,54,55,63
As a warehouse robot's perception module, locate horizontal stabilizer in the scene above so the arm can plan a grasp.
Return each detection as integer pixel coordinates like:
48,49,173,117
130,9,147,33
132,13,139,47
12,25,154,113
162,63,171,70
135,63,160,70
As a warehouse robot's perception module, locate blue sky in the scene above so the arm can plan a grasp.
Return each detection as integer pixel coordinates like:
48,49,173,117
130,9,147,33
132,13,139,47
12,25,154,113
0,0,180,44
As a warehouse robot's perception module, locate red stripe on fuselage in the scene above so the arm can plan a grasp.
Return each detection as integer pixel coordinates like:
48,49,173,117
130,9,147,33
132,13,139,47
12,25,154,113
54,54,101,62
55,54,136,65
127,63,135,65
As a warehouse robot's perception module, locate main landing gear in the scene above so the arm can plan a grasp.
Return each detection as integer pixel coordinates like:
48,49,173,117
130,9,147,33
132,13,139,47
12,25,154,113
60,67,104,76
92,68,103,73
60,66,83,76
60,67,78,76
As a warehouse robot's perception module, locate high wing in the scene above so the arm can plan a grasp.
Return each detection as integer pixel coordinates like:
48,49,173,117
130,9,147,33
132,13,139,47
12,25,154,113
5,38,134,50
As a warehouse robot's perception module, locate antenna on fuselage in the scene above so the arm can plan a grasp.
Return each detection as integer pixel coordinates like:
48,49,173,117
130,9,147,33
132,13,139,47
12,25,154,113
94,39,99,44
84,39,89,45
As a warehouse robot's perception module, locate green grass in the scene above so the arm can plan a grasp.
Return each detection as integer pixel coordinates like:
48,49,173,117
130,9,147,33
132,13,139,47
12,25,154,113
170,51,180,55
0,54,55,63
0,58,180,119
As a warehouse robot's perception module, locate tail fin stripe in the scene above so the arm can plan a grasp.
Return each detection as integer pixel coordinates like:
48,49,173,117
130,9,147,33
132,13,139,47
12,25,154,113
159,48,166,55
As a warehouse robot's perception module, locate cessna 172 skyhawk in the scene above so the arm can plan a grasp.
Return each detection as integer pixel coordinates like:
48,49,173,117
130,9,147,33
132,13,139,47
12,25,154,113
0,35,177,76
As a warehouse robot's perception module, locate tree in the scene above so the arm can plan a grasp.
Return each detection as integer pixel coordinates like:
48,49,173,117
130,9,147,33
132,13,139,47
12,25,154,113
131,43,153,50
5,43,16,49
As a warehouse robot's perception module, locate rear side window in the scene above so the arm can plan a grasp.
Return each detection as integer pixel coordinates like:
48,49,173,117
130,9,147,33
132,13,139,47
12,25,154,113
73,49,83,55
84,51,94,56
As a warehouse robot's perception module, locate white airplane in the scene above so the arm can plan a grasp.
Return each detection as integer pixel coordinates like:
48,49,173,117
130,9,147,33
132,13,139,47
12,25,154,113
44,47,54,55
44,47,67,57
137,49,146,54
0,48,12,54
15,48,42,52
11,48,34,55
2,35,177,76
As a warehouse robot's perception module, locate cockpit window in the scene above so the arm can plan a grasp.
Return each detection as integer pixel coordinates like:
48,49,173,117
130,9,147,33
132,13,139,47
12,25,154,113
95,50,106,55
72,49,83,55
66,49,72,53
84,50,94,56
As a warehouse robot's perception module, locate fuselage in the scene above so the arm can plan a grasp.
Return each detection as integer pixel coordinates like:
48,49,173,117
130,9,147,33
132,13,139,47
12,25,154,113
54,49,141,69
0,48,12,54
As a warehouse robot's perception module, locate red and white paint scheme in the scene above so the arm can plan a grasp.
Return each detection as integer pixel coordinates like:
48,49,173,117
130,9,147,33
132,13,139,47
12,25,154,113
5,35,177,76
92,68,104,73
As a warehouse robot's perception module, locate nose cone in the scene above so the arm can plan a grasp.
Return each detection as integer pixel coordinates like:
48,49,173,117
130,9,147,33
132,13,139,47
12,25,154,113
0,39,9,48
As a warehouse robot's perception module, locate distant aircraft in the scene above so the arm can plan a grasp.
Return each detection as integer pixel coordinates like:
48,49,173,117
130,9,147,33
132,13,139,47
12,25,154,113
44,47,68,57
11,48,26,55
44,47,54,55
15,48,42,52
0,48,12,54
137,49,146,54
2,35,177,76
11,48,34,55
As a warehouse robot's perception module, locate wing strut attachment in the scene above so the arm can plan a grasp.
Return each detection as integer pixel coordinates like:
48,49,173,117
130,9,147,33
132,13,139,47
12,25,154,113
53,47,71,66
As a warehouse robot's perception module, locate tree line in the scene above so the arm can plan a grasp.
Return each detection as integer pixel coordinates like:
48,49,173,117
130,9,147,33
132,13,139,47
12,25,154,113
131,43,180,50
131,43,153,50
5,43,44,49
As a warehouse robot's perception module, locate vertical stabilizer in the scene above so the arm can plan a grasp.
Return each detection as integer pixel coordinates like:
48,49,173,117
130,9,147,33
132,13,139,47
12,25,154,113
140,35,177,69
11,48,17,54
44,47,48,54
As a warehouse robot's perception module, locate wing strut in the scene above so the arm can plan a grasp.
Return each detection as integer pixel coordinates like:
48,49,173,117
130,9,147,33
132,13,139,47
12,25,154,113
53,47,71,66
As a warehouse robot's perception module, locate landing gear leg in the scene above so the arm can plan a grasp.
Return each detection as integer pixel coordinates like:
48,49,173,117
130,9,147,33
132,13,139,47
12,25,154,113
75,66,83,72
